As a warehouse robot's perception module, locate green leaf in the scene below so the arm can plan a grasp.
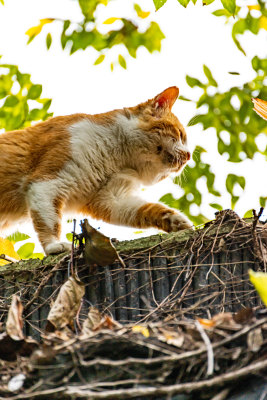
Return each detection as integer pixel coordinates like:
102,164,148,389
134,4,150,18
46,33,52,49
259,197,267,208
6,232,30,243
187,114,206,126
118,54,127,69
153,0,168,10
221,0,236,15
17,72,31,88
17,242,35,259
186,75,205,88
4,95,19,107
31,253,44,260
78,0,104,20
66,233,73,242
209,203,223,211
243,209,253,218
203,0,215,5
179,95,192,101
94,54,105,65
226,173,245,195
212,9,231,17
228,71,240,75
177,0,190,7
27,84,42,99
203,65,218,87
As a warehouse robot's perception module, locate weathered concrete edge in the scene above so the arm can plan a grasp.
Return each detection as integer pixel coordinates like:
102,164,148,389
0,217,254,275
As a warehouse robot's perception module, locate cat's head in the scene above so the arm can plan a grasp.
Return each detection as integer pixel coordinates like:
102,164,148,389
129,87,190,173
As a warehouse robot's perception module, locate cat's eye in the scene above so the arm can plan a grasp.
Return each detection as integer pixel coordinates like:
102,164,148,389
157,145,163,153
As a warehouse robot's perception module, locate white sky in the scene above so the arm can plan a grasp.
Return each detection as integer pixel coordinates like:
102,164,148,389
0,0,266,250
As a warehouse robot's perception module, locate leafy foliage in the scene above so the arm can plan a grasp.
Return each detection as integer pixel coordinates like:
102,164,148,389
161,57,267,225
187,57,267,163
153,0,236,13
6,232,30,243
0,62,51,259
153,0,267,56
213,0,267,55
0,61,53,131
161,146,220,225
26,0,164,69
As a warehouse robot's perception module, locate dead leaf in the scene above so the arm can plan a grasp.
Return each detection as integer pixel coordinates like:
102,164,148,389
247,327,263,352
47,276,85,331
158,328,184,348
198,312,241,330
94,315,121,331
82,307,102,335
6,295,24,340
81,219,125,267
197,318,215,329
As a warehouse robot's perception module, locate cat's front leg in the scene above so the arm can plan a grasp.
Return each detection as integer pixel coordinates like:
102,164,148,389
27,182,71,255
110,199,192,232
134,203,192,232
92,171,192,233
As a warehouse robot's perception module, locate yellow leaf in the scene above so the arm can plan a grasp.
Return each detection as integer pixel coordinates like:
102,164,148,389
138,11,150,18
25,19,54,41
103,17,120,24
249,269,267,306
39,18,54,25
94,54,105,65
247,4,260,10
260,16,267,31
25,24,43,38
134,3,150,18
0,238,20,266
118,54,127,69
132,325,150,338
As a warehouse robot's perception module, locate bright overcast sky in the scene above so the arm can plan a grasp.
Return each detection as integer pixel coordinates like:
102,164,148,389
0,0,266,248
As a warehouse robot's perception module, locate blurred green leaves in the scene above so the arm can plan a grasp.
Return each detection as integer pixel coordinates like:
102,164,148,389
213,0,267,55
163,55,267,225
153,0,237,14
153,0,168,11
5,231,44,260
161,146,220,225
0,62,53,131
26,1,164,69
188,56,267,162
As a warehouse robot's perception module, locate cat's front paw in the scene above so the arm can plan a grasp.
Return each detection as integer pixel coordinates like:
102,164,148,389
162,213,193,233
44,241,72,255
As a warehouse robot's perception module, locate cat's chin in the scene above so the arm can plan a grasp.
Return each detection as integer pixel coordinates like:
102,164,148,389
171,164,186,173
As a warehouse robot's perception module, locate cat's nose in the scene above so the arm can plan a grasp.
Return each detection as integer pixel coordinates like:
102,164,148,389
186,151,191,161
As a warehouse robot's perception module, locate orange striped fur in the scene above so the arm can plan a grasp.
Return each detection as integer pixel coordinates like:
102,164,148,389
0,87,192,254
252,98,267,121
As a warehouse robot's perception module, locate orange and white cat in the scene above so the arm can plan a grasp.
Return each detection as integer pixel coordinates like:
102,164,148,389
0,86,192,255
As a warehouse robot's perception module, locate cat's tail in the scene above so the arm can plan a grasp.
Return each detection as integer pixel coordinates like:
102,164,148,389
252,98,267,121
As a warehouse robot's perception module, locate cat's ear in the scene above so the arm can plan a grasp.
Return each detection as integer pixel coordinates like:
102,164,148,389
152,86,179,113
